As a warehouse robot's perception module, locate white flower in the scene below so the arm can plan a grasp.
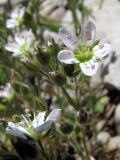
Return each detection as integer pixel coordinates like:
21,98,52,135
57,21,112,76
6,108,61,139
0,83,14,99
5,30,35,60
6,6,25,28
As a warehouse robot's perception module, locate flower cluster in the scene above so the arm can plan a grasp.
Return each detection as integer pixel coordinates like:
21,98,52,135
6,5,25,28
57,21,112,76
5,30,35,60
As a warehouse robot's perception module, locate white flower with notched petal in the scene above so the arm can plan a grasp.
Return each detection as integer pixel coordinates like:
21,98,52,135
6,6,25,28
5,30,35,60
57,21,112,76
0,83,14,99
6,109,61,139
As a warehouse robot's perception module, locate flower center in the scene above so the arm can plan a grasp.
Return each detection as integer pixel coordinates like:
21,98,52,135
16,17,24,25
20,43,28,52
74,44,93,62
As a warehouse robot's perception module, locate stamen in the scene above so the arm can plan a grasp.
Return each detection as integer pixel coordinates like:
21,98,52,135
20,115,31,127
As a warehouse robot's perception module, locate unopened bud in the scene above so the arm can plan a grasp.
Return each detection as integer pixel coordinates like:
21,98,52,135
49,71,66,86
47,38,60,56
77,108,88,124
34,41,50,65
75,125,81,134
63,64,79,77
24,59,40,72
60,122,73,134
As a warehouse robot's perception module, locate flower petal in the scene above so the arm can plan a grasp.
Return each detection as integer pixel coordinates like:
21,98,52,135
46,109,61,122
80,21,96,43
5,43,20,53
19,7,25,17
34,120,53,134
59,27,79,49
14,33,25,46
6,123,28,139
57,50,79,64
80,57,99,76
32,111,46,128
6,19,16,28
93,43,112,58
10,8,19,19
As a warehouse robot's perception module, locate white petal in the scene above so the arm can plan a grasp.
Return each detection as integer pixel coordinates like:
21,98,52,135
46,108,61,122
93,43,112,58
6,126,27,139
10,9,19,19
19,7,25,17
5,43,20,53
8,122,16,127
59,27,79,49
6,19,16,28
34,120,53,134
80,21,96,43
57,50,79,64
16,126,30,136
32,111,46,128
12,52,23,56
80,57,99,76
25,30,35,46
14,33,25,46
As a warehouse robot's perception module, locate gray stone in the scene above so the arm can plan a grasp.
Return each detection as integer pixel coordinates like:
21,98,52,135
114,104,120,134
97,131,110,144
96,120,106,132
107,136,120,151
85,0,120,89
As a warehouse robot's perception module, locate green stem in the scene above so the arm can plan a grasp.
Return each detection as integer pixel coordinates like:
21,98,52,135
39,69,49,77
61,87,77,107
82,128,90,160
75,77,79,104
70,137,84,160
38,140,50,160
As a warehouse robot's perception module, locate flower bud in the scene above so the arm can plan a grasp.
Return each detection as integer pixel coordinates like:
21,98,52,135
77,108,88,124
47,39,60,56
75,125,81,134
49,71,66,86
23,59,41,72
63,64,79,77
60,122,73,134
34,41,50,65
11,137,38,159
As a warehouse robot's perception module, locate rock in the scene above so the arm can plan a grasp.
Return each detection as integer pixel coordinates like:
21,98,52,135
97,131,110,144
107,136,120,151
61,10,73,25
76,156,95,160
114,104,120,134
90,157,96,160
0,0,7,4
85,0,120,89
50,7,66,21
96,120,106,132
